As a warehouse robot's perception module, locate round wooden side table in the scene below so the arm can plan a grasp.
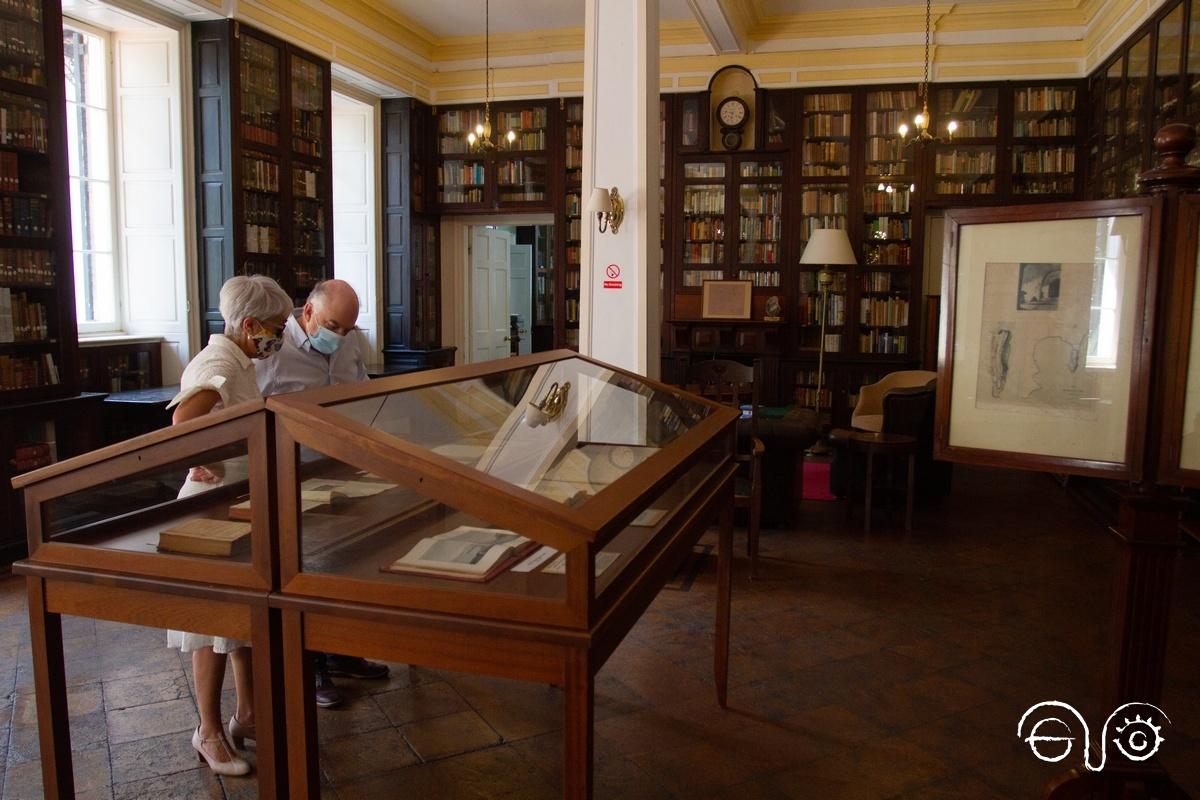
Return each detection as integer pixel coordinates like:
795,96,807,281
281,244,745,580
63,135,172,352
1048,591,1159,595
829,429,918,533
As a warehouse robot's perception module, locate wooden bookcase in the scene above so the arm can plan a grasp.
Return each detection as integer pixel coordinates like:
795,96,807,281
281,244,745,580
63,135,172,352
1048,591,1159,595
557,98,582,350
191,20,335,339
380,98,454,370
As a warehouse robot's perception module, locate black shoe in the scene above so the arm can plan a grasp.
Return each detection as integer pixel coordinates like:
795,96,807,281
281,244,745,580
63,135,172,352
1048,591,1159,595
324,655,390,680
314,671,342,708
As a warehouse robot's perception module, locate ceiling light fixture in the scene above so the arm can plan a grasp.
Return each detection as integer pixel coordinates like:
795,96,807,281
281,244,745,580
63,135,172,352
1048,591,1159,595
897,0,955,145
466,0,516,153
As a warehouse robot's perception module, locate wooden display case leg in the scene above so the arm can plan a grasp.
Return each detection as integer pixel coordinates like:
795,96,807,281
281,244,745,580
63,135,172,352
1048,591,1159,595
282,609,319,800
251,605,287,800
27,578,74,800
563,648,593,800
715,501,733,709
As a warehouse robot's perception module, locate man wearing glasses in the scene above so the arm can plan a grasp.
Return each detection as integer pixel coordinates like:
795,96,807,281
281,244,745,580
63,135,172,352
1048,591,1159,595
256,278,390,707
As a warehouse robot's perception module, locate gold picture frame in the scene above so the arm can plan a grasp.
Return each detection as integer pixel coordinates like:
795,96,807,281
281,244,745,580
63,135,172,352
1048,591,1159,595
701,280,753,320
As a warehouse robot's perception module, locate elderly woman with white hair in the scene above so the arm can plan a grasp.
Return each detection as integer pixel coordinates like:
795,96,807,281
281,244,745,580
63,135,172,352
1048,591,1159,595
166,274,292,776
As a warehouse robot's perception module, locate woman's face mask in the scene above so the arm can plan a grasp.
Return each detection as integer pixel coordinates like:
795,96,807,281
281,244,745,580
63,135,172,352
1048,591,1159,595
248,320,284,359
308,325,346,355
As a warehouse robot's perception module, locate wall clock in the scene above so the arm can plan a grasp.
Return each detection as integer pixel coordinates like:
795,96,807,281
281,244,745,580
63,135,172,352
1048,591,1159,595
715,95,749,150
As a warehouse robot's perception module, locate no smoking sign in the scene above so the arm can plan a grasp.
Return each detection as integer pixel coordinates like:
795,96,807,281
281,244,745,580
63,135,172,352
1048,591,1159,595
603,263,622,289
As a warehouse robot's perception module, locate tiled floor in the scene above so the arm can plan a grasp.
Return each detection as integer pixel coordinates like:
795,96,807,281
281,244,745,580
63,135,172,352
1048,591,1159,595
1,465,1199,799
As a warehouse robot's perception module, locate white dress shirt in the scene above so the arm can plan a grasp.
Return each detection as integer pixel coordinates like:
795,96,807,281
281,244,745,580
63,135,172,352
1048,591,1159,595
169,333,261,411
255,310,367,396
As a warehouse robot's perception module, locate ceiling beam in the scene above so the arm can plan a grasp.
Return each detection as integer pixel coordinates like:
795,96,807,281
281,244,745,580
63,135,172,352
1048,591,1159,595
686,0,757,54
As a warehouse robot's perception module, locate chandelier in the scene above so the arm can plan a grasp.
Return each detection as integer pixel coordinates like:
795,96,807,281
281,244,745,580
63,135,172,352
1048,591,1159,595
897,0,956,144
466,0,516,152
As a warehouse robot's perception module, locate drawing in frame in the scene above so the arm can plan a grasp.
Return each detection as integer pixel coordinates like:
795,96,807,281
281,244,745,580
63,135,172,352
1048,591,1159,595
935,198,1159,480
1157,194,1200,486
701,280,753,320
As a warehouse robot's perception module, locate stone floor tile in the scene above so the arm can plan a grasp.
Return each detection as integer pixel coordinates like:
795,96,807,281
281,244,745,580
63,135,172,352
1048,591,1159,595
316,693,392,742
447,673,563,742
2,744,110,799
373,681,468,727
108,730,200,785
399,709,502,762
103,670,191,711
319,727,417,785
111,767,225,800
106,698,197,745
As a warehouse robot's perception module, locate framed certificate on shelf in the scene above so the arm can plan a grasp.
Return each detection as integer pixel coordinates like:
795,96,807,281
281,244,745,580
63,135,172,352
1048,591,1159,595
701,279,753,320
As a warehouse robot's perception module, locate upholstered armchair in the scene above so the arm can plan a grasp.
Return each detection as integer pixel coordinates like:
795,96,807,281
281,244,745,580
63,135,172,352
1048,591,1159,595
850,370,937,432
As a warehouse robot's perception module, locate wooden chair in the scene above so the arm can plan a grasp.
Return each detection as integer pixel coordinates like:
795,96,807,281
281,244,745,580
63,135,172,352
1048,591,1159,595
686,359,765,577
850,370,936,432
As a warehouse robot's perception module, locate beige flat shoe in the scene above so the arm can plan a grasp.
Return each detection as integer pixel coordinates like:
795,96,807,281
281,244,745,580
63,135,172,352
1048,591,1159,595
228,714,256,750
192,726,251,777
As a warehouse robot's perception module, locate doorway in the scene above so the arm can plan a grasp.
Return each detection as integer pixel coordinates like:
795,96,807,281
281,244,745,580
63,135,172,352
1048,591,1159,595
465,222,556,362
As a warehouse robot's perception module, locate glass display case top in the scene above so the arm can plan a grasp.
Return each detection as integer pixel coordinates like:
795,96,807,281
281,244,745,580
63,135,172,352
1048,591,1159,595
323,357,715,508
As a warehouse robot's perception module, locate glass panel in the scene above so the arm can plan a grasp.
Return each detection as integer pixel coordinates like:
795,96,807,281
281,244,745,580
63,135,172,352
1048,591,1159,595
239,35,280,147
800,184,848,244
437,158,485,205
684,161,725,179
565,100,582,181
290,55,324,158
682,179,725,278
327,358,712,505
1012,145,1076,195
496,105,547,152
1189,0,1200,117
1104,58,1124,163
0,90,48,152
292,164,324,256
935,86,997,138
680,95,701,147
41,440,253,560
933,145,997,195
437,108,486,155
764,92,788,148
1155,4,1184,128
297,455,568,599
496,156,547,202
1126,34,1150,140
1012,86,1076,137
2,0,44,86
737,181,782,288
797,268,847,354
801,92,851,177
1179,238,1200,470
864,89,917,177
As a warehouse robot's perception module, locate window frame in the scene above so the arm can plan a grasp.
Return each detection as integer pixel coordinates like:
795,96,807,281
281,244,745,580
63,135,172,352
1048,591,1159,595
63,16,124,335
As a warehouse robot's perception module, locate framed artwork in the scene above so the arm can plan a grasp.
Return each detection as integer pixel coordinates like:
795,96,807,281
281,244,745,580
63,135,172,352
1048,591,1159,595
701,280,753,320
936,198,1160,479
1158,194,1200,486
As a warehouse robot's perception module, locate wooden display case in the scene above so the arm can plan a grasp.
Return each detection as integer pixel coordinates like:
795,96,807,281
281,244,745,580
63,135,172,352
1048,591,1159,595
12,401,286,798
265,351,739,798
192,20,335,338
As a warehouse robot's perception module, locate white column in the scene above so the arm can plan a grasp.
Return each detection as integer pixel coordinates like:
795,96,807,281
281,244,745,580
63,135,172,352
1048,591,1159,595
580,0,660,379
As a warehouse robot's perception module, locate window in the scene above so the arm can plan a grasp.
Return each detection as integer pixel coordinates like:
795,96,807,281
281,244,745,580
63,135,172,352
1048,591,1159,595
1087,228,1123,369
63,23,120,331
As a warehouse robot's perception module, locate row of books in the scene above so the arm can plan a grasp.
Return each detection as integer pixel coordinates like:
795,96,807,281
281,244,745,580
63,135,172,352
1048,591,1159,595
741,163,784,178
942,118,996,137
1014,117,1075,137
794,386,832,408
0,93,48,152
565,297,579,323
0,18,42,85
438,188,483,204
0,287,48,341
683,188,725,214
803,140,849,164
244,223,280,254
438,161,486,187
736,269,780,287
935,178,996,194
497,159,541,185
1014,147,1075,173
0,351,58,389
801,189,848,215
860,297,909,327
864,242,911,266
564,327,579,347
566,245,580,264
240,122,279,148
865,91,916,110
293,167,321,199
803,115,851,138
802,216,847,242
740,191,782,216
864,190,911,214
565,191,581,216
738,242,779,264
797,293,846,326
564,269,580,290
498,109,547,131
940,88,992,113
934,149,997,174
865,110,912,135
565,145,582,169
0,0,41,23
0,194,48,236
437,110,486,135
1015,87,1076,112
1014,177,1074,194
804,94,852,112
0,150,19,191
864,136,906,163
567,218,580,241
498,190,546,202
292,226,325,257
683,242,725,264
291,113,324,158
861,271,909,292
0,247,52,285
243,154,279,192
684,163,725,179
565,103,583,123
860,331,908,353
502,130,546,151
8,440,51,473
681,269,724,287
242,191,278,226
866,216,909,239
738,214,780,241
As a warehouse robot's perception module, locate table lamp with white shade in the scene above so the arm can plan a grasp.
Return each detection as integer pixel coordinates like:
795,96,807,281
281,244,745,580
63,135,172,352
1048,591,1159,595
799,229,858,430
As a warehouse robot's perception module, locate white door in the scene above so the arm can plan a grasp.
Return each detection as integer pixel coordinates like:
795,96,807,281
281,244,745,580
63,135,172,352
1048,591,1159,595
470,227,512,362
509,243,533,356
332,93,378,353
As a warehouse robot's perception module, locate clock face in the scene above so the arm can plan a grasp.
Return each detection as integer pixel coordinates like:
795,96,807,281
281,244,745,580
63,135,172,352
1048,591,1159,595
717,97,747,128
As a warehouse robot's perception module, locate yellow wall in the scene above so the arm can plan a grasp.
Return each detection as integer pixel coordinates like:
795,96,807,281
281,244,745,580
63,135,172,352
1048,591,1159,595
230,0,1162,101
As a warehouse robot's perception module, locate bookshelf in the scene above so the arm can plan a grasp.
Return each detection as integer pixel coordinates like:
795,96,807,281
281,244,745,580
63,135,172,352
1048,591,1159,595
931,86,998,197
434,101,552,211
1189,1,1200,119
560,99,582,350
1011,85,1078,196
1155,3,1184,132
192,21,335,338
800,91,852,178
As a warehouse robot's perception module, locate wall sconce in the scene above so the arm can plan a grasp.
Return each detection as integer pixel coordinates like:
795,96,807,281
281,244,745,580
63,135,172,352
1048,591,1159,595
587,187,624,234
527,381,571,427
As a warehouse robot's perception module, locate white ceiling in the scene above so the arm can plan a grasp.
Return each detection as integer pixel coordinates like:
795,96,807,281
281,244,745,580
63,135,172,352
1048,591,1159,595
381,0,696,38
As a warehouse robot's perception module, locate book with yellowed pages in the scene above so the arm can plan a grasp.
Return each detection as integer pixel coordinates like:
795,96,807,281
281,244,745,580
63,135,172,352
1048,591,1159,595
381,525,538,582
157,518,252,557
